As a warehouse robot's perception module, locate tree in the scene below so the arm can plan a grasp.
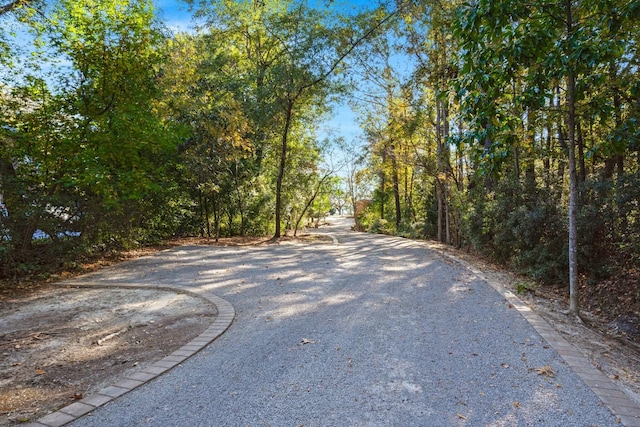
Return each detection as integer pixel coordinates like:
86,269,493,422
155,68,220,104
292,142,341,236
1,0,181,274
350,29,409,231
194,0,400,238
338,137,373,228
453,0,636,315
402,0,461,243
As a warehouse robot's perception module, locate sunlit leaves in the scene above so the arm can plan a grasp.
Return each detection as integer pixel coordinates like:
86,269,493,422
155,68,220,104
0,0,183,254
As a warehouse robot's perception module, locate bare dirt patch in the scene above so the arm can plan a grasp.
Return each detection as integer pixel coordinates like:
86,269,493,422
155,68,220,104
0,285,217,426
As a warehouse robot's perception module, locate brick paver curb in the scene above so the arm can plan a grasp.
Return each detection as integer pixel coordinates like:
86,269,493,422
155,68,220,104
426,242,640,427
23,281,235,427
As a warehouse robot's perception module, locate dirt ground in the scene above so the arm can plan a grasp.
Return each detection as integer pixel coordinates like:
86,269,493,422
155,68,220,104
0,285,217,426
1,234,639,426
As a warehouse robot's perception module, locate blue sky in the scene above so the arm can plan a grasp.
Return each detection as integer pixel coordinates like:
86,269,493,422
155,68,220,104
154,0,196,32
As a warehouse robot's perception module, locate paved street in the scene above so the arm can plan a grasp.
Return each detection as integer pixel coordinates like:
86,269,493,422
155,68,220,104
49,217,627,426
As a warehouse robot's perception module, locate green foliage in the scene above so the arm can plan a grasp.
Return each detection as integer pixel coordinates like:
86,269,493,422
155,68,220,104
368,218,393,235
444,0,640,303
0,0,186,278
515,280,536,295
577,173,640,279
459,179,567,283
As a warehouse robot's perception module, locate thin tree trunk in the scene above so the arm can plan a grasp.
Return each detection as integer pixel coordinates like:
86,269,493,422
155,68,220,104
198,189,204,237
234,161,247,236
274,99,294,239
404,162,409,220
556,88,567,194
380,149,387,220
436,98,444,242
566,0,579,316
391,143,401,229
544,128,551,189
611,63,625,182
436,181,443,242
443,100,451,245
212,193,220,243
203,195,211,240
408,168,416,221
444,183,451,245
576,120,586,183
513,145,521,181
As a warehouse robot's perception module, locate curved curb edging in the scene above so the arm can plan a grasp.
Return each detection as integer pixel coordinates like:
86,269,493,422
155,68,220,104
422,241,640,427
26,283,235,427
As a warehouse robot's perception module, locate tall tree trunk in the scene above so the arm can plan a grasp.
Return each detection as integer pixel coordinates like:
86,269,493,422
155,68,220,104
212,193,220,243
523,110,536,192
380,149,387,220
408,168,416,221
544,128,552,189
198,189,205,237
611,62,625,182
443,100,451,245
444,184,451,244
566,0,580,316
576,120,586,183
513,145,521,181
235,181,246,236
404,161,409,220
436,98,444,242
391,142,401,229
556,86,567,195
274,99,294,239
203,195,211,240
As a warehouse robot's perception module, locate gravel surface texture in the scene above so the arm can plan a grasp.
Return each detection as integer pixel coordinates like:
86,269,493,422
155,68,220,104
70,218,619,426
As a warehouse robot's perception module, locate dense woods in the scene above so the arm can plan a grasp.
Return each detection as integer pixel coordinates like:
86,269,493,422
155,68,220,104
1,0,638,316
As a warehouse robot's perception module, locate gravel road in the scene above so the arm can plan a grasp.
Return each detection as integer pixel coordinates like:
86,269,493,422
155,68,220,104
70,217,619,426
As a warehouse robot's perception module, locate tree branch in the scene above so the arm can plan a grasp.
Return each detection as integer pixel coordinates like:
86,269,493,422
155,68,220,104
0,0,31,16
303,2,404,92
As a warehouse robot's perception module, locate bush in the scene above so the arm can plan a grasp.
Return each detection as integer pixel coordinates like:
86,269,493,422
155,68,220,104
459,178,567,284
368,218,394,235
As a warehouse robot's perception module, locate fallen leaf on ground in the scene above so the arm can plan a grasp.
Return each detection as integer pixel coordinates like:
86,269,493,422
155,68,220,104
35,369,45,375
535,365,555,377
